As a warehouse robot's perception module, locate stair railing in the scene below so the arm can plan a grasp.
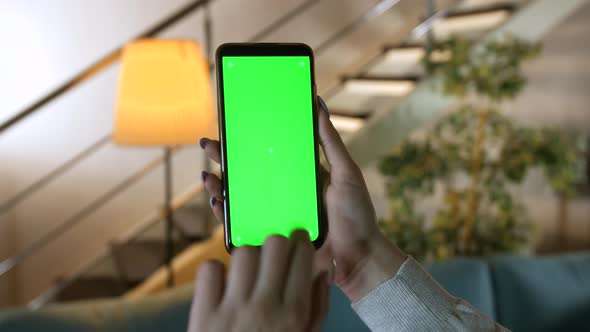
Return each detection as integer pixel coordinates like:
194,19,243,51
1,0,414,306
31,0,457,308
0,0,320,216
28,183,207,309
0,0,322,282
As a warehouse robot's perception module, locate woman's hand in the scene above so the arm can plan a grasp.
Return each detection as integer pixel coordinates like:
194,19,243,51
187,230,329,332
200,96,406,302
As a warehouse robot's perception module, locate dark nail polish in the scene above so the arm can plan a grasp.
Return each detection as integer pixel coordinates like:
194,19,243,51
209,196,217,208
318,96,330,115
199,137,209,149
200,171,208,183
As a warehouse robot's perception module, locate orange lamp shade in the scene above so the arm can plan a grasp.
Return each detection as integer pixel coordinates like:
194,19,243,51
113,40,215,145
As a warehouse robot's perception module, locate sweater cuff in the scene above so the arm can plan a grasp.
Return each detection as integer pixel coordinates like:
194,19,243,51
352,256,458,331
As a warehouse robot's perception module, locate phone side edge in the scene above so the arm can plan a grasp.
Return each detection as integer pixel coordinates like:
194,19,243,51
215,45,234,253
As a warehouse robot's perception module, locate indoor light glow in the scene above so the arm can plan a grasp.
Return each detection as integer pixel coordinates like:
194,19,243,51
383,47,451,66
433,9,511,37
330,115,365,132
343,79,416,96
383,47,425,64
113,40,214,145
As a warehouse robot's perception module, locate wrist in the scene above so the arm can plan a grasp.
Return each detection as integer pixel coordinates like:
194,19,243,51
338,233,407,302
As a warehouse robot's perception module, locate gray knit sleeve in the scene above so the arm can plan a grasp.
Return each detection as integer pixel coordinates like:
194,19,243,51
352,257,509,332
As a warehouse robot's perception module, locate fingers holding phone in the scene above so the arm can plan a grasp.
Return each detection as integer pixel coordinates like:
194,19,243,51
187,230,330,332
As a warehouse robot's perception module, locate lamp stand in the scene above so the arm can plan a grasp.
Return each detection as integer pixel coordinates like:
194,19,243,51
164,147,175,288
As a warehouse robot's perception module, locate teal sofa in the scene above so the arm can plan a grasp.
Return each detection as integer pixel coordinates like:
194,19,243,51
2,253,590,331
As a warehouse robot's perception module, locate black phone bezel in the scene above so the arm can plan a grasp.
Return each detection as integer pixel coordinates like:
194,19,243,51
215,43,327,253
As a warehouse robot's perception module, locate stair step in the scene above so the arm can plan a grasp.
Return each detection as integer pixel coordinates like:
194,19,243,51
367,44,426,77
370,4,518,77
329,112,369,133
55,277,126,302
81,254,120,279
326,90,405,118
410,3,515,42
342,76,419,96
134,219,167,241
111,240,186,284
173,203,214,241
326,76,419,116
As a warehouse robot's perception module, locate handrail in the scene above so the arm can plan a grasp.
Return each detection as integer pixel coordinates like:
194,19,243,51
0,0,320,136
0,135,111,214
320,2,517,99
0,0,324,287
320,3,452,99
0,0,320,222
22,0,520,308
312,0,406,100
314,0,402,54
28,182,206,309
0,0,320,281
0,0,211,135
248,0,319,42
0,149,176,276
5,0,409,304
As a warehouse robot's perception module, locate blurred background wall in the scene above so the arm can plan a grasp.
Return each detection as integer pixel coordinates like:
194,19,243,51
0,0,588,307
0,0,448,306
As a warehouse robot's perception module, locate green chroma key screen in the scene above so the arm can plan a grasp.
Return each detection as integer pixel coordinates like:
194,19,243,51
221,55,319,247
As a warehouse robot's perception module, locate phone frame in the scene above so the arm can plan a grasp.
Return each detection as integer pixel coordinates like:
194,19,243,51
215,43,326,252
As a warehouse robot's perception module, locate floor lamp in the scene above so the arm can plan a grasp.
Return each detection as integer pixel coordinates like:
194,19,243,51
113,40,214,287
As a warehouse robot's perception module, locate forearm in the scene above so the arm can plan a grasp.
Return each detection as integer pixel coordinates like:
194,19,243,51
341,234,508,331
337,233,406,302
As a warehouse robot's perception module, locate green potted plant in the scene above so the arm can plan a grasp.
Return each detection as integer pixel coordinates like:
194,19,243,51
379,35,578,261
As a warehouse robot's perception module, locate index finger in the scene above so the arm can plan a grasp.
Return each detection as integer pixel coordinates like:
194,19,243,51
188,261,225,330
284,230,314,306
199,137,222,164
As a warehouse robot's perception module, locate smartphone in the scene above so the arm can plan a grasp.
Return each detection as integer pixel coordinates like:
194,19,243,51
215,43,326,251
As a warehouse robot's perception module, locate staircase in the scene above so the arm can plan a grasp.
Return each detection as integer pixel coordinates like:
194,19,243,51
36,198,215,305
0,0,542,308
326,2,519,132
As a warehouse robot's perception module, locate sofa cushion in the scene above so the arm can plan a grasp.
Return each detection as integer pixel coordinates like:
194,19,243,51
0,285,194,332
0,312,90,332
429,258,496,319
322,287,370,332
491,253,590,332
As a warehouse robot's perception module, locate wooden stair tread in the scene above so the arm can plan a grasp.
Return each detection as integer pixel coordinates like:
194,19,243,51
111,240,185,283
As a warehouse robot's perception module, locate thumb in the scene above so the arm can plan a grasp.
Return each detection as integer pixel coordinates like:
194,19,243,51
317,96,359,177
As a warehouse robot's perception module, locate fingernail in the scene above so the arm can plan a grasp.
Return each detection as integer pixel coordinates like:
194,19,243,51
318,96,330,115
209,196,217,208
199,137,209,149
291,229,310,242
200,171,208,183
